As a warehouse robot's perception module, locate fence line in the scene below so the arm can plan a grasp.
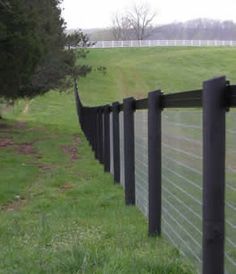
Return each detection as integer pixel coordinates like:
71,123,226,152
91,40,236,48
74,78,236,274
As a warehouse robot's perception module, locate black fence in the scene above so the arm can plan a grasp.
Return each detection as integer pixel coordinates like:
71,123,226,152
74,76,236,274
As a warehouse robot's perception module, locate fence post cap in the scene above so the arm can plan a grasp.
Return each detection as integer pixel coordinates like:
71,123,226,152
112,101,121,112
148,89,162,97
123,97,135,110
112,101,120,107
104,104,111,113
123,96,135,103
148,90,163,110
203,76,226,87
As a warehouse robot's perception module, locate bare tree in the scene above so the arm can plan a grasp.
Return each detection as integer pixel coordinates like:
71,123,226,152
127,3,156,40
112,12,132,40
111,2,157,41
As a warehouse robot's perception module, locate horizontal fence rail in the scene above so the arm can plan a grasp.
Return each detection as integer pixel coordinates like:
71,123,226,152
74,76,236,274
91,40,236,48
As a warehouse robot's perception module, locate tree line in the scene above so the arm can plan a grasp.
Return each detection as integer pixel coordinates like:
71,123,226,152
89,18,236,41
0,0,92,101
151,19,236,40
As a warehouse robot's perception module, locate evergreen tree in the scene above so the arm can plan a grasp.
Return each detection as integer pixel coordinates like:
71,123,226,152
0,0,92,100
0,0,43,99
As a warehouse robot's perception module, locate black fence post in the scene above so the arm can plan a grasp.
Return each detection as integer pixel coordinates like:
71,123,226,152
87,108,91,145
95,107,99,160
86,108,90,142
104,105,110,172
87,108,92,146
83,107,87,138
100,107,105,164
148,90,162,236
112,102,120,183
97,108,103,163
92,108,96,153
123,97,135,205
91,109,94,150
202,76,226,274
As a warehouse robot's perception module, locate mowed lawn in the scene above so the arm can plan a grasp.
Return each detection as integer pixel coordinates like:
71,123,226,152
1,47,236,273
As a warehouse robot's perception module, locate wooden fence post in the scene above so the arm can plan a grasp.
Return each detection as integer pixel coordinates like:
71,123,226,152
123,97,135,205
112,102,120,183
99,107,104,164
92,108,97,153
148,90,162,236
104,105,110,172
95,107,99,160
202,76,226,274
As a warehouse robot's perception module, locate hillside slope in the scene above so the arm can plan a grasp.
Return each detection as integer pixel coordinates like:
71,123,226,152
78,47,236,105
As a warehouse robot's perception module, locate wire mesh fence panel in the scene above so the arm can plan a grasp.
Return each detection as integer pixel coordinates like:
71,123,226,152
110,112,114,175
119,111,125,187
225,110,236,274
134,110,148,217
162,109,203,271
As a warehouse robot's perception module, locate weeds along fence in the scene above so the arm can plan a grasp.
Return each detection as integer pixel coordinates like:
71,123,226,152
74,76,236,274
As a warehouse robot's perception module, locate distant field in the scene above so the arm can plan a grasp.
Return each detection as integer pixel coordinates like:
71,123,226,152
78,47,236,105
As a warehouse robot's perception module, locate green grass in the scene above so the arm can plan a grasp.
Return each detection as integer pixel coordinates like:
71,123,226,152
0,124,191,274
77,47,236,105
1,46,235,273
0,88,194,272
76,47,236,272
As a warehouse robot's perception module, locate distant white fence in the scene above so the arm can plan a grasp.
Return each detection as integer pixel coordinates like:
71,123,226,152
92,40,236,48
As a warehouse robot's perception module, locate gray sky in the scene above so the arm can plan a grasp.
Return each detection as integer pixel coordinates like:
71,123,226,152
60,0,236,29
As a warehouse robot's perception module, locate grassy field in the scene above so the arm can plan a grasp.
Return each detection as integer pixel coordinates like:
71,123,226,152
77,47,236,272
77,47,236,105
1,47,236,273
0,95,193,272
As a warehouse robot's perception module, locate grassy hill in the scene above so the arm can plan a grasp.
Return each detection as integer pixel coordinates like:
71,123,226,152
1,46,235,273
78,47,236,105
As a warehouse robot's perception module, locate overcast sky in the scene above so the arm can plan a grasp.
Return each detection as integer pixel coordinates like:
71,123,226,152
60,0,236,30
